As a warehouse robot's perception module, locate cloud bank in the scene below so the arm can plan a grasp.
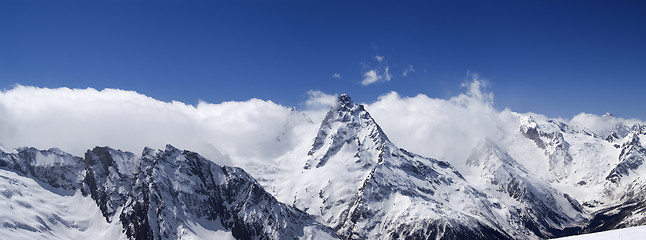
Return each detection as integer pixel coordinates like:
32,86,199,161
569,113,644,138
1,79,641,172
365,76,522,171
0,86,305,166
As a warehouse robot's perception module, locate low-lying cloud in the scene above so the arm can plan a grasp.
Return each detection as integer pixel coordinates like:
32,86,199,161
365,76,521,170
1,79,641,171
0,86,303,166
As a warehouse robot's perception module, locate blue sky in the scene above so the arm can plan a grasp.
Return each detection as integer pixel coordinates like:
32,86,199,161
1,1,645,119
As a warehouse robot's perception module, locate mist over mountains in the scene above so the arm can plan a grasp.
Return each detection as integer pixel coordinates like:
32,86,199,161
2,80,640,169
2,80,646,239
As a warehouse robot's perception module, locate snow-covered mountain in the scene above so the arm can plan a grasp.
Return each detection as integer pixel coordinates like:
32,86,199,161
248,95,646,239
2,93,646,239
248,95,584,239
465,139,585,238
0,145,337,239
513,113,646,235
293,95,516,239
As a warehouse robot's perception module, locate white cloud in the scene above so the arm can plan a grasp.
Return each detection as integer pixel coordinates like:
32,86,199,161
361,70,381,86
384,67,392,81
332,73,341,79
461,75,493,104
0,85,309,166
365,76,517,173
569,113,643,138
402,65,415,77
305,90,337,110
3,78,641,180
307,76,643,179
361,55,392,86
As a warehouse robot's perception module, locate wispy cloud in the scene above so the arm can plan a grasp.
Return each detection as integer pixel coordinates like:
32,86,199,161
361,55,392,86
386,67,392,81
362,70,381,86
332,73,341,79
402,65,415,77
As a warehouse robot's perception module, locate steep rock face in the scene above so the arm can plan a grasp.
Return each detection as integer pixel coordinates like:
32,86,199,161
292,95,516,239
515,114,646,235
125,145,336,240
0,146,337,240
0,147,85,191
585,125,646,233
339,145,513,240
606,134,646,183
82,147,139,221
466,139,585,238
585,186,646,233
605,124,645,143
296,94,391,230
519,116,574,180
305,94,389,169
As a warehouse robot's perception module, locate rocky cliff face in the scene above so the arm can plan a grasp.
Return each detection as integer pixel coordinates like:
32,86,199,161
0,145,337,240
606,134,646,183
270,95,525,239
516,114,646,236
466,139,585,238
519,116,575,180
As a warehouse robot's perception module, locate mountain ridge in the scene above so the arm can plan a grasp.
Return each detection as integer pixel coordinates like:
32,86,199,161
0,144,337,240
2,94,646,239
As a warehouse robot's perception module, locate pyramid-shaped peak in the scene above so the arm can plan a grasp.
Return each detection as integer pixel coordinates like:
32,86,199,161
323,94,371,125
337,94,354,107
306,93,391,169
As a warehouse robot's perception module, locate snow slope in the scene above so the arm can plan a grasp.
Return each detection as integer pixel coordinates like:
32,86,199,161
256,95,534,239
555,225,646,240
0,146,337,240
512,113,646,234
0,169,125,240
245,95,646,239
465,139,586,238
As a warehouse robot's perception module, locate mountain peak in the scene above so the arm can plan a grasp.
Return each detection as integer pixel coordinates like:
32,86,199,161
305,94,390,169
317,94,370,127
337,94,354,107
467,138,524,172
164,144,180,153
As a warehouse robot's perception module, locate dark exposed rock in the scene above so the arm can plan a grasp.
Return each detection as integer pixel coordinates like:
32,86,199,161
606,135,646,183
0,146,337,240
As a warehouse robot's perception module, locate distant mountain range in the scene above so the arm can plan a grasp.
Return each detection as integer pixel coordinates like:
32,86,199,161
2,94,645,239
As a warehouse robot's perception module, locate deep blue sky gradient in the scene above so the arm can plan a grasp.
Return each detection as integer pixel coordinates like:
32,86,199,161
1,1,645,119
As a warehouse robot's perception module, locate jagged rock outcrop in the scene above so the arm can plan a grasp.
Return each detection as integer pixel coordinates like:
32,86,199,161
519,116,574,180
0,145,338,240
291,95,517,239
466,139,585,238
606,134,646,183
